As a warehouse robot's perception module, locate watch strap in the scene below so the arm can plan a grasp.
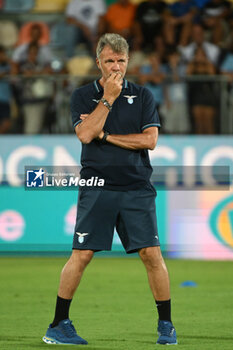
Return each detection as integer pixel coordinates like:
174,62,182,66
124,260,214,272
100,97,112,111
102,130,109,143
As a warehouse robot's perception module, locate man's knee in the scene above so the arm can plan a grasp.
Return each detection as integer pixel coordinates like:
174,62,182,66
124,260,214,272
139,246,163,270
71,249,94,269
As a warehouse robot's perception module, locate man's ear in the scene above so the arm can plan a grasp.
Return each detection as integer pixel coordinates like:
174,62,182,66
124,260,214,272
96,58,100,70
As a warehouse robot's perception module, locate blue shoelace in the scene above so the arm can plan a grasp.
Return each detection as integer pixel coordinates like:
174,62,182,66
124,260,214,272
61,321,77,338
159,322,173,337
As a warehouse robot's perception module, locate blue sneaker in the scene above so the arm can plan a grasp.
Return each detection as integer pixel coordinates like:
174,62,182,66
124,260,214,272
156,320,177,345
42,319,88,345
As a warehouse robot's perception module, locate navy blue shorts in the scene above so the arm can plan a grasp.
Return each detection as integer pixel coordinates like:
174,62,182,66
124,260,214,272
73,188,160,254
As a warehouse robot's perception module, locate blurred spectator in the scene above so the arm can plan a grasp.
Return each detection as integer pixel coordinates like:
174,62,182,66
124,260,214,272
220,38,233,132
127,35,167,74
222,12,233,50
133,0,167,52
139,53,167,111
193,0,210,8
186,46,217,134
164,0,198,46
200,0,231,45
0,46,12,134
154,35,167,63
12,23,54,69
160,49,190,133
179,23,221,66
220,42,233,80
127,50,147,74
65,0,106,58
99,0,136,43
16,21,50,46
13,43,54,134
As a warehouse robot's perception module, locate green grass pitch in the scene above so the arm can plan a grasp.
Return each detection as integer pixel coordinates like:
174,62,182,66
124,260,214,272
0,257,232,350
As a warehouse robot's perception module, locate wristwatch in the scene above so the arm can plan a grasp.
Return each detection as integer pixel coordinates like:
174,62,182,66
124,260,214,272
100,97,112,112
101,130,109,144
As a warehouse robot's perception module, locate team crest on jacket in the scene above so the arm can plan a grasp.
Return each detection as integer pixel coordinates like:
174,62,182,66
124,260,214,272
76,232,89,243
123,95,137,104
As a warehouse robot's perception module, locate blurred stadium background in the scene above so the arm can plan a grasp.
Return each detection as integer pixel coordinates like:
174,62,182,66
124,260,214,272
0,1,233,349
0,0,232,257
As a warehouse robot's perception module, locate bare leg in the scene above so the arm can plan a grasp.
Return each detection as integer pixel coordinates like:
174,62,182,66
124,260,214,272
139,246,170,300
58,249,94,299
43,250,93,344
192,105,204,134
203,106,215,134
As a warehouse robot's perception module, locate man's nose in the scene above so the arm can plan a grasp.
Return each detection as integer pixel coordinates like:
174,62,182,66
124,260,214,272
112,62,120,71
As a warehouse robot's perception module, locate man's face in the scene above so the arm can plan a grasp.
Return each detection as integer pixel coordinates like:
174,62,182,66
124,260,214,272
30,26,42,42
96,45,128,82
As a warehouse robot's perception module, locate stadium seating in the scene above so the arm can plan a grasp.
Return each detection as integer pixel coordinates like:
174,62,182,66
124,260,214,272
32,0,71,13
66,56,94,76
3,0,35,12
130,0,146,3
0,20,18,48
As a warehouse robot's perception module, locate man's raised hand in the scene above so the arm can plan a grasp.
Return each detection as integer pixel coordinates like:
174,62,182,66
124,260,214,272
103,72,123,105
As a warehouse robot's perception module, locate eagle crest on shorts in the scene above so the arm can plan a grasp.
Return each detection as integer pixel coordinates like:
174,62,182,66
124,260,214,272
76,232,89,243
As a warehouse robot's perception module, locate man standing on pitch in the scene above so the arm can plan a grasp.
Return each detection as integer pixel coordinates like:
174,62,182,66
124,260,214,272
43,33,177,346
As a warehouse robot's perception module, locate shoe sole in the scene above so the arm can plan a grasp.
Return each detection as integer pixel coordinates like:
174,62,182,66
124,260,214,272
42,336,87,345
156,342,178,345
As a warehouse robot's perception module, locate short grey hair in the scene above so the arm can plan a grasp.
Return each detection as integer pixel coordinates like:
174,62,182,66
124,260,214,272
96,33,129,59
